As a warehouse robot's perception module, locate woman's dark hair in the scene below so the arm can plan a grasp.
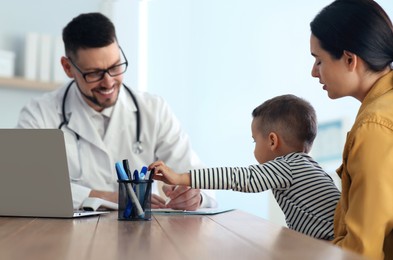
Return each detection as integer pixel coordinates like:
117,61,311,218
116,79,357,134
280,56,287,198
310,0,393,72
62,12,117,59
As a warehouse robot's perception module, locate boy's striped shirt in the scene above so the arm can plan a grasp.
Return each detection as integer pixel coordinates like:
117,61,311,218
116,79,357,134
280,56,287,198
190,152,341,240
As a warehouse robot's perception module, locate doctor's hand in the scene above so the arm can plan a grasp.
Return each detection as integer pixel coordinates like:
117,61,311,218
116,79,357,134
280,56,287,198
163,185,201,211
151,194,166,209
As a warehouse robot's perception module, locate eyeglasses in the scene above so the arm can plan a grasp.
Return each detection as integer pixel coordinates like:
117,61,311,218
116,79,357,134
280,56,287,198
67,47,128,83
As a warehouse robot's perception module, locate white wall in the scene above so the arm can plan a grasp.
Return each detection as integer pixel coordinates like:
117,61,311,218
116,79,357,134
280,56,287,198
143,0,393,225
1,0,392,226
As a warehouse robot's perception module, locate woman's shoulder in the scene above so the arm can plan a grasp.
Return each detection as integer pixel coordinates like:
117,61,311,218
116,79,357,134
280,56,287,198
356,90,393,131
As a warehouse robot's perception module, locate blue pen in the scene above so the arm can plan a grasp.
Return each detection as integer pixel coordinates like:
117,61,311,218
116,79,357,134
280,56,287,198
142,170,154,210
133,169,140,181
139,166,148,180
115,162,144,218
133,169,142,202
115,163,133,218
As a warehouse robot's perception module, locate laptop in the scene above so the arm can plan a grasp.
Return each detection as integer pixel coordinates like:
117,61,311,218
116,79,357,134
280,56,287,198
0,128,108,218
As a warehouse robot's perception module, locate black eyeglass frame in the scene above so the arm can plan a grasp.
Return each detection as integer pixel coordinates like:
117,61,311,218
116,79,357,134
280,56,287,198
67,46,128,83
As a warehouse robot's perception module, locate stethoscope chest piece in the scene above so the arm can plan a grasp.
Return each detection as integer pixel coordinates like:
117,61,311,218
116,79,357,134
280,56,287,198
133,141,143,154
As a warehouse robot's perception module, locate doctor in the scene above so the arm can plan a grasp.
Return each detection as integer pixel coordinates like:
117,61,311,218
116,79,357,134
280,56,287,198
17,12,216,210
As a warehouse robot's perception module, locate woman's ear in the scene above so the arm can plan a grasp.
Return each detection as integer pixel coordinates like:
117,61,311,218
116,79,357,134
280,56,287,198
61,56,74,78
268,132,279,151
343,50,358,72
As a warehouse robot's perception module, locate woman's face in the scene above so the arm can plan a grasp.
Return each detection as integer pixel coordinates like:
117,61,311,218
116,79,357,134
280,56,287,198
310,34,358,100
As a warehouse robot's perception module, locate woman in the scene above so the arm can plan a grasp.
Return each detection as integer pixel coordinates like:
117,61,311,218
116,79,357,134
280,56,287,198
310,0,393,259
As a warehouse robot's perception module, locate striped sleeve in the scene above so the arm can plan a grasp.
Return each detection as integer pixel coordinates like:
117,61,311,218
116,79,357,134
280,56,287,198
190,160,293,192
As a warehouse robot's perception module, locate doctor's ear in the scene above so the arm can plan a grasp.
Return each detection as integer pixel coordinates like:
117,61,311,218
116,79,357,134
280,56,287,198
61,56,74,78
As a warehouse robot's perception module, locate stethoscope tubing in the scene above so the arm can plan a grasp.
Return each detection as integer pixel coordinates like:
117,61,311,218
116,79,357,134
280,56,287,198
58,80,142,153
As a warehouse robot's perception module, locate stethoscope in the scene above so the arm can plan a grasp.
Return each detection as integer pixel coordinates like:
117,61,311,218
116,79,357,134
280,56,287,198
58,80,143,154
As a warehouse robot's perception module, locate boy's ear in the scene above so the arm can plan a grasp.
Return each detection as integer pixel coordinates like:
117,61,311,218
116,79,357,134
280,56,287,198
343,50,358,72
268,132,279,151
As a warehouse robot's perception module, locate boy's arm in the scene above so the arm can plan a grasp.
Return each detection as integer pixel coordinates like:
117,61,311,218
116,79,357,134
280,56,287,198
177,173,191,186
149,161,191,186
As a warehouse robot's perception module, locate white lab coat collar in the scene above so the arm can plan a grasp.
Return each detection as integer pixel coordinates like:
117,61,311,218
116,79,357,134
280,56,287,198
103,87,135,144
57,82,136,151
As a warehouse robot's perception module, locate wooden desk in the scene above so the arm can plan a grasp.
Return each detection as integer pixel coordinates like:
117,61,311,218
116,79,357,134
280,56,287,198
0,210,367,260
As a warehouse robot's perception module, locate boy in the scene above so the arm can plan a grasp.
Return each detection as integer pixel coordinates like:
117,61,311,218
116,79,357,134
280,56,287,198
149,94,340,240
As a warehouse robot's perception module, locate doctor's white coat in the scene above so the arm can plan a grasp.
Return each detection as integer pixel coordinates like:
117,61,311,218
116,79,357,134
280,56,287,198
17,82,215,209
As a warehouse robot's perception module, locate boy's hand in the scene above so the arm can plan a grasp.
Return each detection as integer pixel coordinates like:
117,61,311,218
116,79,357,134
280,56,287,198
148,161,191,186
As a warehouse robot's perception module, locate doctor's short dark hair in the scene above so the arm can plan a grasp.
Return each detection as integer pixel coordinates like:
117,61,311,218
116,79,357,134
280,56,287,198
252,94,317,153
62,12,118,59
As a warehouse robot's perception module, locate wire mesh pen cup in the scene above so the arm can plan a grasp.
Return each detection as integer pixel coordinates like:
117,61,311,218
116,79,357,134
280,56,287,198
118,180,152,221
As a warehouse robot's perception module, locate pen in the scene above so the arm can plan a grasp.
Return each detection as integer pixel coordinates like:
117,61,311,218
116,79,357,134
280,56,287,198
142,170,154,210
133,169,141,200
122,159,132,180
115,162,145,218
133,169,140,181
164,185,179,207
139,166,148,180
115,163,132,218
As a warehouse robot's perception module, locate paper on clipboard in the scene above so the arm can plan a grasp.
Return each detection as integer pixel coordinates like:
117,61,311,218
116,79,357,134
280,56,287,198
151,208,235,215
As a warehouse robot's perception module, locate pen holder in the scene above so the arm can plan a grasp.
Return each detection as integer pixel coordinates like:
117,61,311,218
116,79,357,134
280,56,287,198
118,180,152,221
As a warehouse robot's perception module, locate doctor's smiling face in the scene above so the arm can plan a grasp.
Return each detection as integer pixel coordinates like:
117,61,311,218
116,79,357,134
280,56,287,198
61,42,125,112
